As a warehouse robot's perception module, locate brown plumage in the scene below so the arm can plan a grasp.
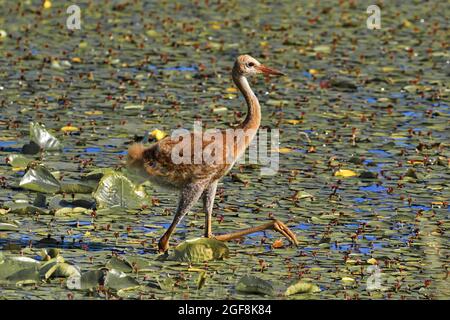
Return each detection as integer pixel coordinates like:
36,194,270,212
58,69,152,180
127,55,298,252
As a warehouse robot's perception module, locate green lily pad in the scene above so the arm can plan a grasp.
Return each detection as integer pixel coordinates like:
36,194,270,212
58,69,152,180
40,257,81,280
0,222,19,231
123,256,152,272
285,281,321,296
48,195,95,210
93,171,148,209
19,164,61,193
0,256,40,281
60,182,94,194
156,275,175,291
54,207,89,216
104,269,140,291
106,256,133,273
5,268,40,286
6,154,33,169
30,122,62,151
4,202,49,215
171,238,229,263
236,275,274,296
67,270,105,290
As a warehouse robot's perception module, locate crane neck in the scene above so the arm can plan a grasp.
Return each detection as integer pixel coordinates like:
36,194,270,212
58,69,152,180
232,69,261,132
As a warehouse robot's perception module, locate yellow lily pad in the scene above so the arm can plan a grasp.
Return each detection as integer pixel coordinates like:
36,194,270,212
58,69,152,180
334,169,358,177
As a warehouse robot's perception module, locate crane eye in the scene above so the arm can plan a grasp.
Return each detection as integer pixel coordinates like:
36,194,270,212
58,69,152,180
247,62,255,67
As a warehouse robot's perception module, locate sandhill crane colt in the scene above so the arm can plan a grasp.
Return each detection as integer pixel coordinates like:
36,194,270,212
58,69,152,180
127,55,298,252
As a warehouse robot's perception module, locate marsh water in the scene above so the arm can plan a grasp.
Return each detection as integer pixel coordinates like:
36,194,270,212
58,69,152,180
0,0,449,299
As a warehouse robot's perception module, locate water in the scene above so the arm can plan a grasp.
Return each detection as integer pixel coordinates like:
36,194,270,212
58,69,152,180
0,0,448,300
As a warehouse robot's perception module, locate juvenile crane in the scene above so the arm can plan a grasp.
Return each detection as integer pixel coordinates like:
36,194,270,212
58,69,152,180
127,55,298,252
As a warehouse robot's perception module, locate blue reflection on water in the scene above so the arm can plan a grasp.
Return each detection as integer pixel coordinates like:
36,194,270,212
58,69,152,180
359,184,386,192
85,147,102,153
368,149,391,157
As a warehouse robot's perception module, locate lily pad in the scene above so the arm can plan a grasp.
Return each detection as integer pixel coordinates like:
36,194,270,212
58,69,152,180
40,257,81,280
0,222,19,231
6,154,33,169
106,256,133,273
67,270,105,290
5,268,40,286
60,182,94,194
285,281,321,296
0,256,40,281
236,275,274,296
93,171,148,209
4,202,49,215
30,122,62,151
171,238,229,263
104,269,140,291
19,164,61,193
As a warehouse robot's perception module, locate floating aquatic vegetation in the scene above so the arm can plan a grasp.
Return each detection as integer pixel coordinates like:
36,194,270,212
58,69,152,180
0,222,19,231
3,202,49,215
19,163,61,194
60,182,94,194
285,281,321,296
170,238,229,263
0,0,448,301
39,255,81,280
236,275,274,296
334,169,358,178
93,171,148,209
0,256,40,286
5,154,33,170
104,269,140,291
29,122,62,151
67,270,105,291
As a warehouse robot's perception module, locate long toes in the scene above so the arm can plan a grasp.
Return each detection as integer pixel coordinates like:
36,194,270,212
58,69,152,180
273,220,299,246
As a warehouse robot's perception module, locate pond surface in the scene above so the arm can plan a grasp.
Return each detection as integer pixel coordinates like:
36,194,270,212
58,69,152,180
0,0,448,299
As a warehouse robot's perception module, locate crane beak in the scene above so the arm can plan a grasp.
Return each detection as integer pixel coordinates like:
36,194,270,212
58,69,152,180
257,64,285,76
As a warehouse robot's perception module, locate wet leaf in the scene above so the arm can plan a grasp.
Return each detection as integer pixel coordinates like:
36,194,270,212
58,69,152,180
334,169,358,177
30,122,62,151
171,238,229,263
285,119,302,125
67,270,105,290
0,222,19,231
6,154,33,169
60,125,80,132
104,269,140,291
150,129,167,141
40,257,81,280
236,275,274,296
0,256,40,280
106,256,133,273
197,271,207,290
93,171,148,209
4,202,48,215
341,277,355,284
156,275,175,291
54,207,89,216
19,164,61,193
60,182,94,194
285,281,320,296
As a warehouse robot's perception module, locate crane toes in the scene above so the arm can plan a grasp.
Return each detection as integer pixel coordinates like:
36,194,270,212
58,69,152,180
271,220,299,246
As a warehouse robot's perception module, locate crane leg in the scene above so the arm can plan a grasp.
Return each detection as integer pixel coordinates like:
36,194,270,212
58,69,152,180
202,180,218,238
213,219,299,245
158,181,206,253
